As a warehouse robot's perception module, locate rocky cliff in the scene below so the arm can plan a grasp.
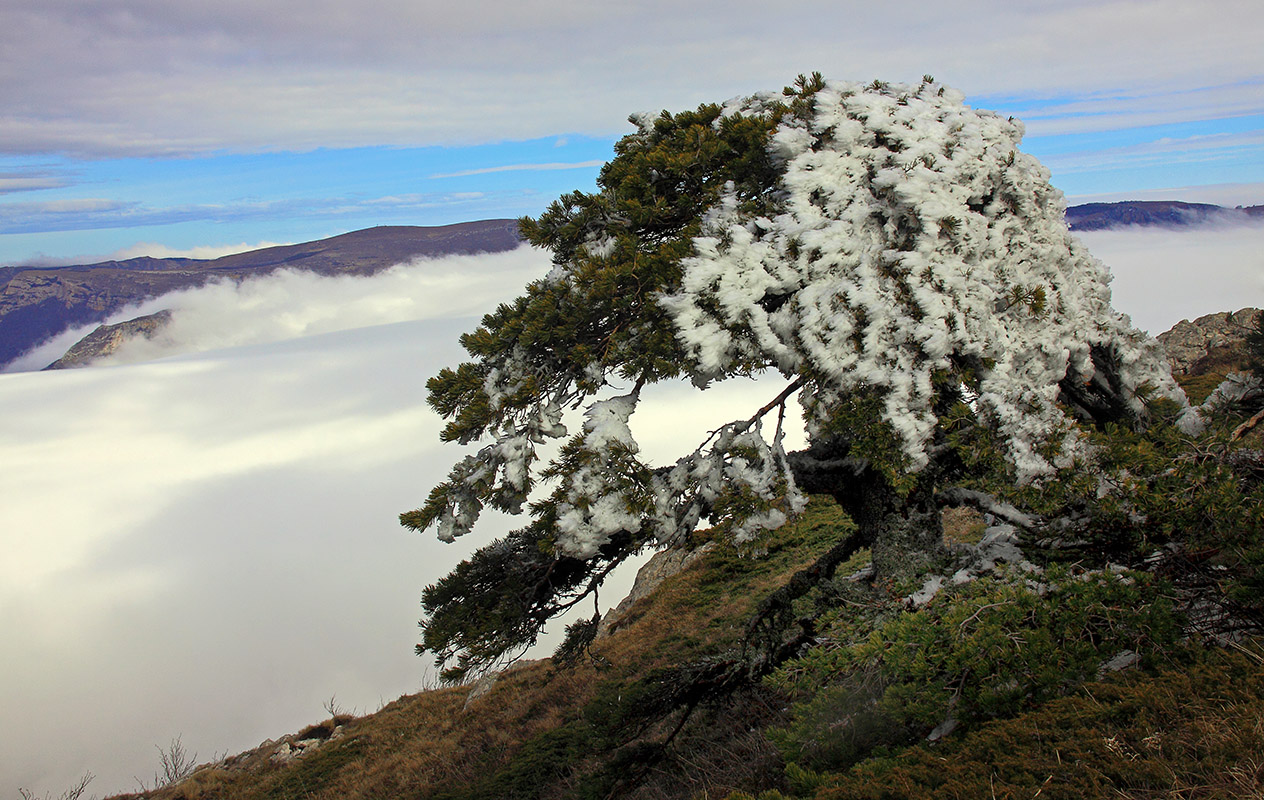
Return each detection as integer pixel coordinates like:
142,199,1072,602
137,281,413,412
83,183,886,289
1156,307,1261,376
44,310,173,369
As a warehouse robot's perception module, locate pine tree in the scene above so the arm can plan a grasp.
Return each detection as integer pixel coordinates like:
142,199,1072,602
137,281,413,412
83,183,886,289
402,74,1185,682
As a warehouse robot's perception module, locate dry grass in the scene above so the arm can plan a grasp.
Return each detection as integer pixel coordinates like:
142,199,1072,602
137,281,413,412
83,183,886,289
115,497,851,800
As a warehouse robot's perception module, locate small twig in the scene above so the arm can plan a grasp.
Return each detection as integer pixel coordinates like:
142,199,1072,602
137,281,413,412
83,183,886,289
958,602,1006,635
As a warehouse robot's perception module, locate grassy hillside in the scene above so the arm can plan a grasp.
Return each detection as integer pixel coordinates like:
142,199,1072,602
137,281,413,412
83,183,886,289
99,343,1264,800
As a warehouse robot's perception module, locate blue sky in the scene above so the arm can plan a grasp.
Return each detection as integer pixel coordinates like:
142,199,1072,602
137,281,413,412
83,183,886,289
0,137,616,262
1,1,1262,265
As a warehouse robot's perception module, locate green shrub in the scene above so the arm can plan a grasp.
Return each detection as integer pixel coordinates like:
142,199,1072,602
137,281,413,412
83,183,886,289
767,565,1179,772
795,642,1264,799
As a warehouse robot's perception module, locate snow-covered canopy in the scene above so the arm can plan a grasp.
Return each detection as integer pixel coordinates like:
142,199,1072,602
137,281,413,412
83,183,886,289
411,76,1184,562
661,78,1181,480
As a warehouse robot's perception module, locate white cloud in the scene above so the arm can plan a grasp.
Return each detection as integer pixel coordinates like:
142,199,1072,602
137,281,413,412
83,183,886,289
1078,220,1264,334
1043,130,1264,176
0,320,493,796
4,245,553,372
0,267,802,799
428,160,607,179
0,175,67,193
1,0,1260,156
107,240,293,261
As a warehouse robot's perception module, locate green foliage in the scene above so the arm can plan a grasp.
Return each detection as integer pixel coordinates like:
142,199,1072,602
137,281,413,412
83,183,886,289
1247,311,1264,375
767,565,1179,772
405,81,828,678
1007,398,1264,583
418,525,639,683
552,614,601,669
779,643,1264,799
427,723,592,800
424,100,786,448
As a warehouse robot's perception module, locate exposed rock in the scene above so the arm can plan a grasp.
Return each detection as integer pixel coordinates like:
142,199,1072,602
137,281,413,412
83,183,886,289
44,309,172,369
461,658,544,711
269,742,295,763
268,734,329,764
595,542,715,639
1097,649,1140,678
1156,307,1260,376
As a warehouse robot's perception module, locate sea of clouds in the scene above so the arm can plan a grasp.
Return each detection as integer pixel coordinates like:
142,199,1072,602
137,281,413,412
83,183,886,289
2,222,1262,797
0,246,807,797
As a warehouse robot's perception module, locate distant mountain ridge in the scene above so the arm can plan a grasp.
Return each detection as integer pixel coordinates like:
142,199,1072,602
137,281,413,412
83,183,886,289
1065,200,1264,231
0,220,521,369
3,203,1261,370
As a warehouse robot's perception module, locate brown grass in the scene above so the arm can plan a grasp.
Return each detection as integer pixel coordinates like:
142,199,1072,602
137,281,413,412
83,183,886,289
117,497,852,800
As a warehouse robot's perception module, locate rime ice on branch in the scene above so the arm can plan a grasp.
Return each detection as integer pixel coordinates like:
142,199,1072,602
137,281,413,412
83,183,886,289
404,74,1185,679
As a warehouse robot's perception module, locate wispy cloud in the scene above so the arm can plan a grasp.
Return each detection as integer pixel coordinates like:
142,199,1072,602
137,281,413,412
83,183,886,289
429,160,606,179
1,1,1260,157
0,191,501,236
0,174,68,194
1043,129,1264,175
999,80,1264,138
107,240,294,261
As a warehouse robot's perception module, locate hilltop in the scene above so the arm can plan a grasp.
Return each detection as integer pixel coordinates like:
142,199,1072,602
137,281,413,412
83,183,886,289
0,220,520,368
1065,200,1264,231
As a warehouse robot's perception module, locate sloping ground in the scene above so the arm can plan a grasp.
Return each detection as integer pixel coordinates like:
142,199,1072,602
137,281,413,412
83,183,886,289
0,220,521,368
99,335,1264,800
768,644,1264,800
110,475,1264,800
111,499,856,800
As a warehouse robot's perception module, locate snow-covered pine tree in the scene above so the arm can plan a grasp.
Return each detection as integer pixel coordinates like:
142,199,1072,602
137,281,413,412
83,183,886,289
403,74,1186,682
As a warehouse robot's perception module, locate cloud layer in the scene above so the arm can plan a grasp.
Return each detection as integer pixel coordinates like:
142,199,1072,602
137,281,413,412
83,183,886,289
6,246,556,371
2,1,1261,156
1077,219,1264,333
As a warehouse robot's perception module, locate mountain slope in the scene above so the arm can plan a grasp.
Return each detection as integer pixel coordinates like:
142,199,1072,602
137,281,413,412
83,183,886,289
79,315,1264,800
106,491,1264,800
1065,200,1264,230
0,220,521,368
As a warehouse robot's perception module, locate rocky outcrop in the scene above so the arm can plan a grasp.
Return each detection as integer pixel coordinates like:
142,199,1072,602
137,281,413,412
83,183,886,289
1156,307,1261,376
44,310,172,369
595,542,715,639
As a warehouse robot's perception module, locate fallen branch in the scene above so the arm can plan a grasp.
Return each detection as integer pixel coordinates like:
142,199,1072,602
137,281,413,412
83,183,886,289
1232,407,1264,441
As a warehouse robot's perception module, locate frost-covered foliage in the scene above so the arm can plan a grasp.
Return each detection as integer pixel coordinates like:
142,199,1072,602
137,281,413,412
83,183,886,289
404,74,1184,678
661,79,1181,478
